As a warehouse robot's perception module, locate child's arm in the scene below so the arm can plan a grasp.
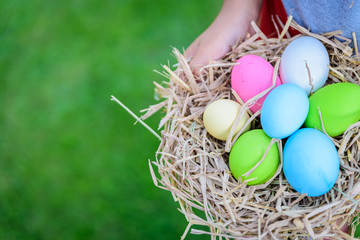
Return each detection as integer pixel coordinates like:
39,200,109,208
185,0,263,69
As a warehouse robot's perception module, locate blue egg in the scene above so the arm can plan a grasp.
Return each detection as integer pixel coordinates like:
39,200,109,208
283,128,340,197
261,83,309,139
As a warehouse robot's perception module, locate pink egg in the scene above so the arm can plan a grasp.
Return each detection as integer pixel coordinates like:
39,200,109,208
231,55,282,113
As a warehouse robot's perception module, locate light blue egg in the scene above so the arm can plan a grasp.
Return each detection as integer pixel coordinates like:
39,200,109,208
261,83,309,139
283,128,340,197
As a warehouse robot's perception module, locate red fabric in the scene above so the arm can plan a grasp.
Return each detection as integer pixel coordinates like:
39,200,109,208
258,0,299,37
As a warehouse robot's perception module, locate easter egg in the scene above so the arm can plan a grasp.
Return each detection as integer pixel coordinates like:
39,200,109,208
280,36,330,95
304,82,360,137
231,55,282,113
203,99,250,141
351,213,360,238
283,128,340,197
229,129,280,185
261,83,309,139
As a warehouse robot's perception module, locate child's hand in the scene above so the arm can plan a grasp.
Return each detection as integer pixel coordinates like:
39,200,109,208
185,0,263,70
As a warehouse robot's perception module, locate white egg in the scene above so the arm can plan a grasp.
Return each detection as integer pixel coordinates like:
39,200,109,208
203,99,250,141
280,36,330,95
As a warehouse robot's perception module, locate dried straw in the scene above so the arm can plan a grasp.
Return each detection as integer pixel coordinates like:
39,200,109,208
140,17,360,239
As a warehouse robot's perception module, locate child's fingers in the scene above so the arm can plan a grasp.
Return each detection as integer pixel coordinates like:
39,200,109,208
188,43,211,75
184,38,200,60
190,41,230,67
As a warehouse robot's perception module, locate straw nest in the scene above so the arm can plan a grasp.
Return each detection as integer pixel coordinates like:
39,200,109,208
142,18,360,239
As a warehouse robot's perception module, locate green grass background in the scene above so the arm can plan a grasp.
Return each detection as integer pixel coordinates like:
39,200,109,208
0,0,222,239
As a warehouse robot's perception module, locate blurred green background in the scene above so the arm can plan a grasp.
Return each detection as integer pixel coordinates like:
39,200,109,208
0,0,221,239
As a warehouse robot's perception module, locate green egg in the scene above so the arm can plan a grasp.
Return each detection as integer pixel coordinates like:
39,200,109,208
304,82,360,137
229,129,280,185
351,213,360,238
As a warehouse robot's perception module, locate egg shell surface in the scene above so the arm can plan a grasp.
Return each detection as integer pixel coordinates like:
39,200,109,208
351,213,360,238
203,99,250,141
261,83,309,139
229,129,280,185
283,128,339,197
231,55,282,113
280,36,330,95
304,82,360,137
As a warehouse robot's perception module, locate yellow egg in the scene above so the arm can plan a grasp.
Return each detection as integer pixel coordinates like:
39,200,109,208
203,99,250,140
